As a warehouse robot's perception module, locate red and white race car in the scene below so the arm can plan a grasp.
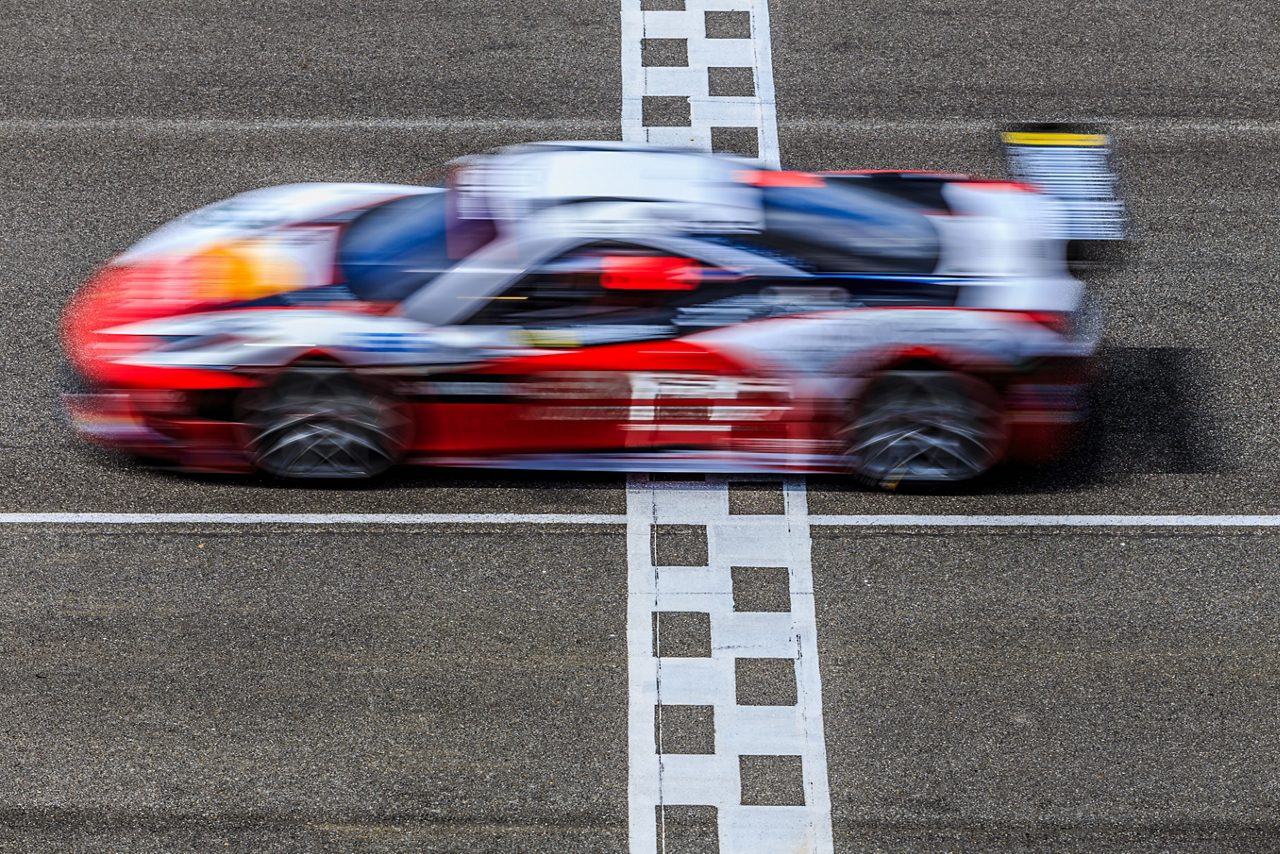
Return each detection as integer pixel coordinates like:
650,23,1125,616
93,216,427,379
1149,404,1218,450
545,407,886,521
63,142,1098,486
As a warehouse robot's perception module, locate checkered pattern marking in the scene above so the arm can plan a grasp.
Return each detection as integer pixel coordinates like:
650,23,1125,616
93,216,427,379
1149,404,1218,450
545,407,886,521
622,0,781,166
627,476,833,853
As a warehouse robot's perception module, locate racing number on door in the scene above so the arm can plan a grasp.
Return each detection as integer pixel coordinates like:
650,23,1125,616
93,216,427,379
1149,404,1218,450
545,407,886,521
625,373,791,446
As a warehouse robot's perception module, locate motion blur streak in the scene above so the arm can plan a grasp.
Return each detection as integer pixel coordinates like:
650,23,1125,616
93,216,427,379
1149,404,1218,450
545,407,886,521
62,131,1122,488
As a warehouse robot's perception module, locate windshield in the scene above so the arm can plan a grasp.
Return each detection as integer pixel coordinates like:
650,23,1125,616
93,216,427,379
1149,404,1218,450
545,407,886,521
338,192,495,303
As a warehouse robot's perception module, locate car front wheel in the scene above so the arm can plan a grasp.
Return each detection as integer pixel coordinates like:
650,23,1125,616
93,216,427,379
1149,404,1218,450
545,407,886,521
240,365,407,480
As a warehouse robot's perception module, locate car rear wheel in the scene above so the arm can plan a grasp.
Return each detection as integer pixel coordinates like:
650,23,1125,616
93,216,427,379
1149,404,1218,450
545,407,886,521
842,370,1005,488
240,366,407,480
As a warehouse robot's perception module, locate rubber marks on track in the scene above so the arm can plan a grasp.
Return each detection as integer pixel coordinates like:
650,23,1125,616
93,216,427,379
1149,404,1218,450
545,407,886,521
621,0,780,167
626,477,834,853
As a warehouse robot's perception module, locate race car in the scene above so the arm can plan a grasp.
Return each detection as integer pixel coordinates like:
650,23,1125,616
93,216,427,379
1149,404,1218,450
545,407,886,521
62,141,1100,486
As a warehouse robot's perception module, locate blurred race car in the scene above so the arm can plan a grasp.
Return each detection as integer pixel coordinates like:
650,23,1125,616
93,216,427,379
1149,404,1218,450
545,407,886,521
63,141,1099,486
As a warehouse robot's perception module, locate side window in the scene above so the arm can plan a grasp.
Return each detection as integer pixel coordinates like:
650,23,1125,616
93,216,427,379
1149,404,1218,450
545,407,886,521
466,245,708,327
756,184,941,274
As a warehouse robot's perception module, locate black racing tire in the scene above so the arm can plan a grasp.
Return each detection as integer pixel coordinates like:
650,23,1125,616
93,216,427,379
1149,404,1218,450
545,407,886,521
238,365,408,481
842,370,1006,489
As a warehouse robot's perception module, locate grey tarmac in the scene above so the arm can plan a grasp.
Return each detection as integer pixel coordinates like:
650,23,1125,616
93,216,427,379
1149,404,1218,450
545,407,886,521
0,0,1277,850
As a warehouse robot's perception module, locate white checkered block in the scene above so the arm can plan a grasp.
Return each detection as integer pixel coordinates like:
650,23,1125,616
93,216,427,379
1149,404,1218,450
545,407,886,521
621,0,781,167
626,476,833,853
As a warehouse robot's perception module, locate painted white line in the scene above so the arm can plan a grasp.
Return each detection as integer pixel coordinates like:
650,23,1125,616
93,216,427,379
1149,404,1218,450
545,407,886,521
0,117,619,133
0,513,1277,527
0,513,626,525
809,515,1280,527
783,117,1280,135
627,477,833,853
6,117,1278,136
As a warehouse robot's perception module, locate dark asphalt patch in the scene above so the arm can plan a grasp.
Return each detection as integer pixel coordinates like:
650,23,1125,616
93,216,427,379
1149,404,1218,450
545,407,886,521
989,345,1228,494
1084,346,1226,476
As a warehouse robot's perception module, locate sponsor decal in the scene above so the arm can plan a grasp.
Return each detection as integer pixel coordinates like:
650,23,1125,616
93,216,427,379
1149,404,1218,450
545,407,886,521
514,329,582,349
341,330,436,353
181,227,341,303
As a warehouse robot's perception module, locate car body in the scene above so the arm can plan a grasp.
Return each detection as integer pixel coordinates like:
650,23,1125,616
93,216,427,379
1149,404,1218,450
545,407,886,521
63,142,1099,485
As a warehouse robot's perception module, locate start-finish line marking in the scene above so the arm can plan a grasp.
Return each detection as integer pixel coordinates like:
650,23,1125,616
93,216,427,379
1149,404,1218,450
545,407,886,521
621,1,835,852
625,477,834,853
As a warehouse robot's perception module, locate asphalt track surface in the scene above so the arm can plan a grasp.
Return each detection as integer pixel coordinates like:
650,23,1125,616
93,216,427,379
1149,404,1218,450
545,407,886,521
1,1,1278,851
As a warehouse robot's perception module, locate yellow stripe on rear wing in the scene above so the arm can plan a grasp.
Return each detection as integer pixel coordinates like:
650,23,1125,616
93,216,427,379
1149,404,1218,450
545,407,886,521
1002,131,1109,147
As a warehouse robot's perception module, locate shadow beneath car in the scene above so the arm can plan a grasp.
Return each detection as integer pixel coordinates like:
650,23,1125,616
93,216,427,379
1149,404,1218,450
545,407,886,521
962,345,1224,496
814,345,1227,498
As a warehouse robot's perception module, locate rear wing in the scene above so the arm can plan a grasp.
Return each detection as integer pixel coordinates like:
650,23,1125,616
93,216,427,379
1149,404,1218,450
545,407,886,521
1003,123,1128,271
